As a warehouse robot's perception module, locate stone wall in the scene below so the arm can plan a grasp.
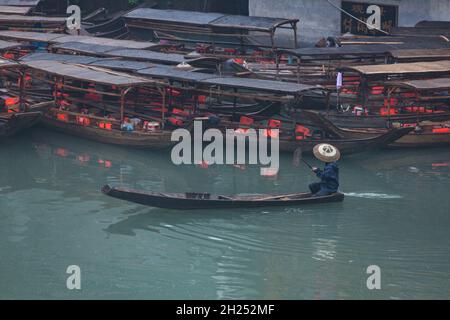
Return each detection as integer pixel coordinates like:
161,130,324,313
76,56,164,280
249,0,450,46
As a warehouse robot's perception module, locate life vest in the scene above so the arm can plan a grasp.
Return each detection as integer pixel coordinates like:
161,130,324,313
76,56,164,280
77,154,90,163
264,119,281,138
295,125,312,140
235,116,254,134
55,148,69,157
76,116,91,126
99,122,113,130
384,97,398,107
404,106,434,114
379,107,398,116
167,117,184,127
2,53,14,60
57,113,69,122
198,95,207,104
172,108,190,117
371,86,384,95
433,128,450,134
3,97,20,113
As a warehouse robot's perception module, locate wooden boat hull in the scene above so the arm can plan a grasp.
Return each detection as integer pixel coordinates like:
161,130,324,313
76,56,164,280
279,126,413,153
102,185,345,210
0,112,42,138
302,111,450,148
323,112,450,129
40,116,175,149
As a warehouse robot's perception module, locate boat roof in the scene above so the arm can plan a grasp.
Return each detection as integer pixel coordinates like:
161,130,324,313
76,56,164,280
388,78,450,91
0,0,41,5
0,31,158,49
200,77,319,94
53,35,157,50
415,20,450,29
137,67,215,82
389,49,450,61
278,43,450,59
0,14,66,24
20,52,103,64
124,8,298,32
0,39,21,50
52,42,123,55
0,30,66,42
209,15,298,32
0,57,19,69
23,60,158,87
0,5,32,15
89,59,154,72
103,49,187,65
339,61,450,76
125,8,223,26
278,45,391,58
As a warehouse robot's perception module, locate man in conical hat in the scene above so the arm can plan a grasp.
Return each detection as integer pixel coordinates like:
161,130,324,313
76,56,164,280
309,144,341,197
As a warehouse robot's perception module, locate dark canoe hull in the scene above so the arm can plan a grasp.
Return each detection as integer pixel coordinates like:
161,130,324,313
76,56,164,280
302,111,450,148
278,127,414,153
102,185,345,210
40,116,175,149
337,129,450,148
324,112,450,129
0,112,42,138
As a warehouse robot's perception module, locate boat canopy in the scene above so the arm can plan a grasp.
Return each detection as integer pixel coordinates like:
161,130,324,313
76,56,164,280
0,0,41,5
0,31,159,50
0,30,65,42
339,60,450,77
124,8,299,33
20,52,103,65
200,77,319,94
22,60,159,87
103,49,187,65
137,67,215,82
0,57,20,69
278,44,450,60
0,14,66,24
389,49,450,62
0,5,32,15
51,42,123,55
89,59,154,72
53,35,158,50
387,78,450,91
277,45,392,59
0,39,20,50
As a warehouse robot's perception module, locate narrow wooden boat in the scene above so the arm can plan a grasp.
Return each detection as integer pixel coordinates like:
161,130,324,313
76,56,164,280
323,112,450,129
0,112,42,138
278,126,413,153
39,115,175,149
102,185,345,210
303,111,450,148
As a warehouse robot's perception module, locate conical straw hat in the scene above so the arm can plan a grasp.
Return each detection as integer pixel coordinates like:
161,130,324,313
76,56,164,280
313,144,341,162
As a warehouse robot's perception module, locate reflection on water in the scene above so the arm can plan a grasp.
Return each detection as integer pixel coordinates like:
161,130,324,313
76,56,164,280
0,127,450,299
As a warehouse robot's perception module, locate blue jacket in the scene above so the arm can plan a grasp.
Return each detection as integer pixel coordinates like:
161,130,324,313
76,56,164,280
316,162,340,193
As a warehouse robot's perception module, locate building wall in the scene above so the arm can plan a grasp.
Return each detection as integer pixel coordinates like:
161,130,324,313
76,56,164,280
249,0,450,46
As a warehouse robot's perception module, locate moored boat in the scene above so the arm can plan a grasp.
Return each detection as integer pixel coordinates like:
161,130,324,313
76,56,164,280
0,111,42,137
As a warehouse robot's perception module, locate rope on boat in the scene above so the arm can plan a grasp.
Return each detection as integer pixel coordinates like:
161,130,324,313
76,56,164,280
326,0,390,36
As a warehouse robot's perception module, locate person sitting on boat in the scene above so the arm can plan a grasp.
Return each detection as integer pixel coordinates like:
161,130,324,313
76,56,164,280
121,117,134,132
309,144,341,197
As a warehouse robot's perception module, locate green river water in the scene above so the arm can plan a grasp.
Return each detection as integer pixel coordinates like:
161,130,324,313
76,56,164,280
0,128,449,299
